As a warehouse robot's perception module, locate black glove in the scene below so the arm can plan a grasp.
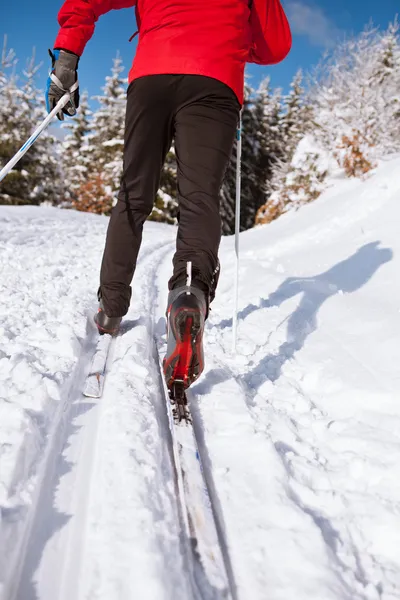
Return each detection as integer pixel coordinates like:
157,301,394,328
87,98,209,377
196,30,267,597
46,49,80,121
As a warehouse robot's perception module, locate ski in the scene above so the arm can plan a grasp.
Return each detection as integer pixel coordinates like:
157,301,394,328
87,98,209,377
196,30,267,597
157,346,232,599
83,333,113,398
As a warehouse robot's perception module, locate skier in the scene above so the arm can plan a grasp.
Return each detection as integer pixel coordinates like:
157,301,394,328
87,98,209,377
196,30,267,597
47,0,292,391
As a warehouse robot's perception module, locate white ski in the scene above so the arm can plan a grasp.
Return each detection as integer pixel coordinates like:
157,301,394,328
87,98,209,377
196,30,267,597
157,347,232,599
83,334,113,398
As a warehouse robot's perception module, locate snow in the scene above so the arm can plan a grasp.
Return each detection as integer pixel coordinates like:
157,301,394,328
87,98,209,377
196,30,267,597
1,155,400,600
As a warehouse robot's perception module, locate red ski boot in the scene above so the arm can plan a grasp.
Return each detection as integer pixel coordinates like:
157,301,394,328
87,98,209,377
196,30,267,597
163,284,207,390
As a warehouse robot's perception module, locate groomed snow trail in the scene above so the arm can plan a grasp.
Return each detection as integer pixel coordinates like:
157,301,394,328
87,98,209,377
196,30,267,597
2,155,400,600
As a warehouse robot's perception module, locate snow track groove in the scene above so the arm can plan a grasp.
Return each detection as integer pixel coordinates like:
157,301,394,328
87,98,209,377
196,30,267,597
3,236,197,600
185,389,239,600
4,318,101,600
151,248,238,600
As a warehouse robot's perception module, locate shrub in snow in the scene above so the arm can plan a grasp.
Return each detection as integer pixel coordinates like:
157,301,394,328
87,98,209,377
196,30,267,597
73,174,112,214
335,131,376,177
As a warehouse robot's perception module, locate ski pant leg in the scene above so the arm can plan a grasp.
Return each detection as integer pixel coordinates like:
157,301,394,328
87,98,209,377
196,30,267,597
169,76,240,303
99,76,174,317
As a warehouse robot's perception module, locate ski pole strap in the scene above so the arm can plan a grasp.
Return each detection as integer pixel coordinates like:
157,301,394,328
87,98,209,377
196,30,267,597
50,73,79,94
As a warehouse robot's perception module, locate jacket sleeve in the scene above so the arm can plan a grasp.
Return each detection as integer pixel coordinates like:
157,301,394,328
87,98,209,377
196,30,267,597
54,0,136,56
248,0,292,65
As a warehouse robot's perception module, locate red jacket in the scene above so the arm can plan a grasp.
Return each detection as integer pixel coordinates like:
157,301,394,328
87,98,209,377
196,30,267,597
54,0,291,104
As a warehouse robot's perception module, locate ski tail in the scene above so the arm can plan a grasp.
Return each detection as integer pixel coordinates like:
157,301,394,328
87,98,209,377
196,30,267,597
157,341,233,599
83,333,113,398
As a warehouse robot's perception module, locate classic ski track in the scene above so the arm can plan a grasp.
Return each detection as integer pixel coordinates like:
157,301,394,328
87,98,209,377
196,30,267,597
150,246,236,600
70,236,195,600
4,237,180,600
6,234,234,600
184,389,238,600
4,318,100,600
140,241,205,600
111,236,198,600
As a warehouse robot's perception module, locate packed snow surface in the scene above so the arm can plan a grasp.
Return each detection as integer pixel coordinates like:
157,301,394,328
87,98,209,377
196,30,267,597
1,156,400,600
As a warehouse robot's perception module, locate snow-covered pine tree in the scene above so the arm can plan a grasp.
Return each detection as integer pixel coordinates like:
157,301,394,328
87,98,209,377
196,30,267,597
369,20,400,85
220,129,238,235
0,37,17,201
151,143,178,224
22,52,64,205
313,22,400,173
256,21,400,227
0,47,63,205
280,70,313,159
0,36,15,86
239,84,266,231
0,39,26,204
221,83,264,234
368,20,400,149
77,53,127,214
255,71,316,225
61,90,92,206
253,77,286,196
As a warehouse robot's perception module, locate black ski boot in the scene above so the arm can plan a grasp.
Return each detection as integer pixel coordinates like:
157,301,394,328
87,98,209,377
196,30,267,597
94,299,122,335
163,284,207,390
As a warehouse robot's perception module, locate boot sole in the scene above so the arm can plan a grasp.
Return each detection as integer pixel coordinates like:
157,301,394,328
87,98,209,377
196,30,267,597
163,308,204,389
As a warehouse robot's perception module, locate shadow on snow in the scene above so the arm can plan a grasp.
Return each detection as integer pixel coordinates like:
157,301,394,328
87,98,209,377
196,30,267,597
207,241,393,391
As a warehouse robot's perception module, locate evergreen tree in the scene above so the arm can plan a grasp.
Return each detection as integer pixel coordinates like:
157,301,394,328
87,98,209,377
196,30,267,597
369,20,400,85
0,37,17,199
0,48,63,205
280,70,313,159
151,143,178,224
240,85,263,231
253,77,285,196
77,53,127,214
368,20,400,143
220,128,238,235
221,83,262,234
313,22,400,166
255,72,316,226
0,41,27,204
61,90,92,205
0,36,15,85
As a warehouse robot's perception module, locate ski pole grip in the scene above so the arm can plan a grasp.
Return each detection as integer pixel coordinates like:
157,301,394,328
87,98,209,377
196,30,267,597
0,93,71,184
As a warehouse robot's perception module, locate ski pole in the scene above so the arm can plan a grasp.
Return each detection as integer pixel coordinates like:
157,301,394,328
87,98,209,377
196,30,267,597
232,110,242,354
0,93,71,184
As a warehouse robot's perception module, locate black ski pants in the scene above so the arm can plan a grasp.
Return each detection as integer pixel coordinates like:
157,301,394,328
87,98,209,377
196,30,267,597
99,74,240,317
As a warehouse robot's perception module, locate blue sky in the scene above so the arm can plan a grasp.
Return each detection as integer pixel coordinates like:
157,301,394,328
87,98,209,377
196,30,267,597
1,0,398,102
